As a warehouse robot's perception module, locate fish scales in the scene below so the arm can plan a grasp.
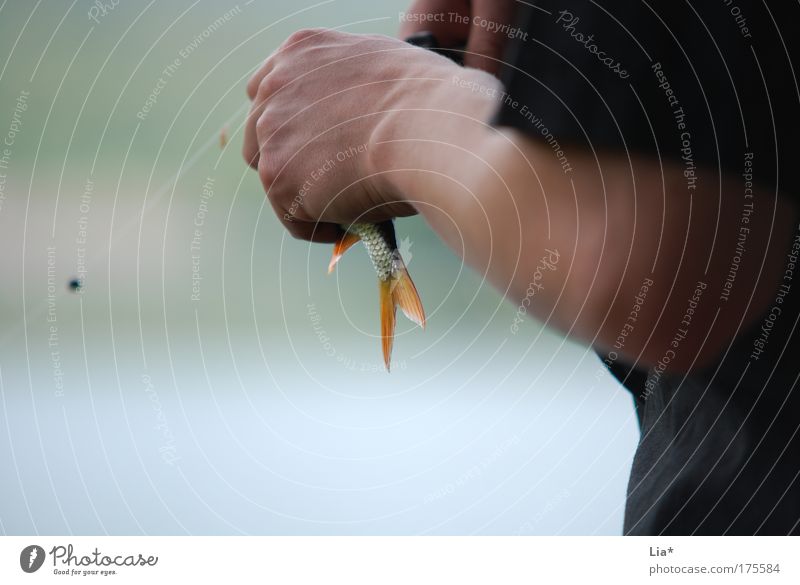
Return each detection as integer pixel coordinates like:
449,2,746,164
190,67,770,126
328,219,425,371
349,222,397,282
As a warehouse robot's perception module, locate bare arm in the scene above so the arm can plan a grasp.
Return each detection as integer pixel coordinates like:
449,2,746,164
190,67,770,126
371,93,797,372
244,29,797,373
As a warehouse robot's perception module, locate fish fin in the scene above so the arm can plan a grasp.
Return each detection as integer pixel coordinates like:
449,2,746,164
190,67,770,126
390,263,426,329
328,232,361,274
380,279,396,372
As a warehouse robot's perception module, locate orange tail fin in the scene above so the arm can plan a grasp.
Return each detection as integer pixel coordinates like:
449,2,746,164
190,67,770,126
380,261,425,372
328,232,361,274
379,279,396,372
390,264,426,328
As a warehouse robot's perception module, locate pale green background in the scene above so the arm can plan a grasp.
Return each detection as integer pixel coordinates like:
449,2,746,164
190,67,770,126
0,0,637,534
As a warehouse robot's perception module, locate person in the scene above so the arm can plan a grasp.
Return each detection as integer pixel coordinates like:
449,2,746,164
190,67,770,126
243,0,800,535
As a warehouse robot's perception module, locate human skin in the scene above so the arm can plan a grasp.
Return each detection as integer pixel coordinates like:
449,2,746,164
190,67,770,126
243,28,797,373
397,0,518,74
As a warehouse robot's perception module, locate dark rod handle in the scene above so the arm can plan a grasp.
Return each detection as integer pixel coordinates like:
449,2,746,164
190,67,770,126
404,31,465,66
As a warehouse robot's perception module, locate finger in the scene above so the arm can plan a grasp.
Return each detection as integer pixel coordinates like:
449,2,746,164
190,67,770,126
243,73,280,169
245,30,312,101
282,220,341,243
464,0,518,74
398,0,471,46
263,173,342,243
258,155,331,244
246,55,276,101
242,101,263,169
351,201,419,223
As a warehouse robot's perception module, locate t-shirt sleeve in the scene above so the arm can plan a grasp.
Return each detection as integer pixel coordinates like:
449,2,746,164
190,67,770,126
492,0,800,195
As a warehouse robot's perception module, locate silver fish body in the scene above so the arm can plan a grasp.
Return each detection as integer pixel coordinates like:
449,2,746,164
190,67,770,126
347,221,400,282
328,220,425,371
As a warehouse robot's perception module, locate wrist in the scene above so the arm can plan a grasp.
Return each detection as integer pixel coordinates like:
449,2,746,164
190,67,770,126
367,67,502,205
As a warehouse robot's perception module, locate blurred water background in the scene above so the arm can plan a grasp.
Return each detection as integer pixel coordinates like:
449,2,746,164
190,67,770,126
0,0,637,534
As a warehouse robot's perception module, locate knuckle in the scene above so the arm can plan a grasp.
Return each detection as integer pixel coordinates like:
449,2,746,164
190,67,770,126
255,111,272,138
247,59,273,100
258,157,277,189
256,74,280,100
242,143,259,168
246,74,261,100
284,28,325,48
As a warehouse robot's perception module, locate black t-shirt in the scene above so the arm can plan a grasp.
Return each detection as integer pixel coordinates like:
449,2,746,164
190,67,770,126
494,0,800,534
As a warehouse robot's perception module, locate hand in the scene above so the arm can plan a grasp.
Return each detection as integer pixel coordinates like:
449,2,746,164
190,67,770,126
243,28,497,241
399,0,518,75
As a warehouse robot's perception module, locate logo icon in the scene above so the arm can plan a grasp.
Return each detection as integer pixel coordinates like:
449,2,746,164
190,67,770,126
398,236,414,266
20,545,45,573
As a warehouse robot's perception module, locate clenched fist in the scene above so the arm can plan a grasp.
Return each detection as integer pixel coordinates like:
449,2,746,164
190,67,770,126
243,29,497,242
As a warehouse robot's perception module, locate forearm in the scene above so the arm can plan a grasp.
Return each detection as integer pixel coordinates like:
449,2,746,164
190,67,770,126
248,26,796,372
370,85,797,372
371,112,618,352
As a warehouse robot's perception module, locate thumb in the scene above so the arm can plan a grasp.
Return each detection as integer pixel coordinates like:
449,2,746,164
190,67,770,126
464,0,518,75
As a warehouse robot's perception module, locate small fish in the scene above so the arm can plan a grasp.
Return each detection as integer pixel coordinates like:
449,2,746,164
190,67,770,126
328,220,425,371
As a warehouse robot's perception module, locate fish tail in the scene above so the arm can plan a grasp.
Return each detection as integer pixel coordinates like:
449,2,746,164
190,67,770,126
379,279,396,372
380,257,426,372
330,227,424,372
328,232,361,274
389,257,426,329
